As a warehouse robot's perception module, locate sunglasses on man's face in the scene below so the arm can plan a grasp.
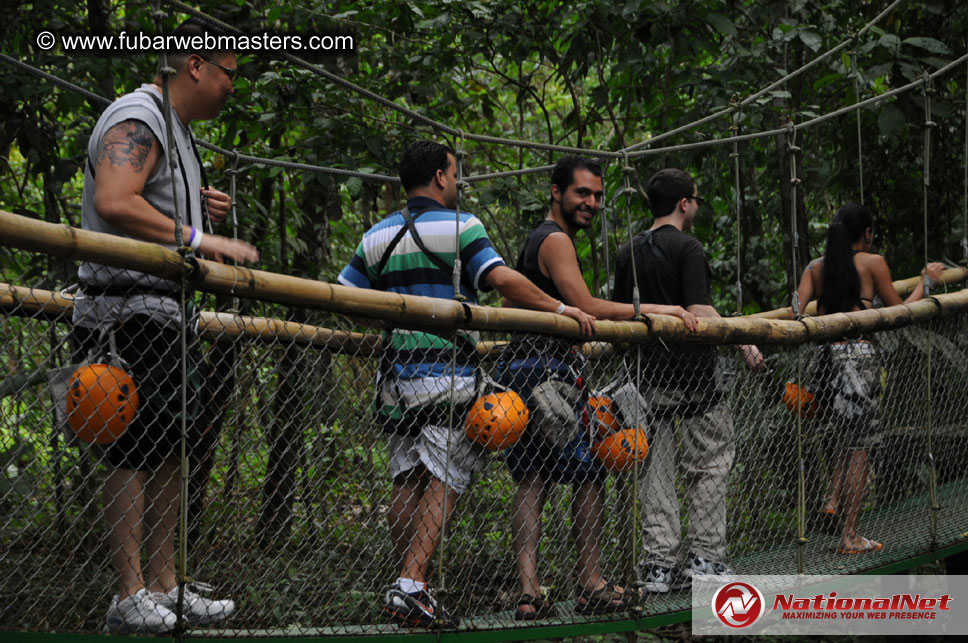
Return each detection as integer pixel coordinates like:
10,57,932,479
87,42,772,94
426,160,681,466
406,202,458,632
199,55,238,82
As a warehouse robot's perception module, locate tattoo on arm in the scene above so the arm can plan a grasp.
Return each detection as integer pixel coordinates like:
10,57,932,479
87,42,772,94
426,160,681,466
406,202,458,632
97,120,157,172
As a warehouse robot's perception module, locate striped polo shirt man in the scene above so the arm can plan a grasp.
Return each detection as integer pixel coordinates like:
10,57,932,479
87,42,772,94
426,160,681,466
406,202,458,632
338,195,505,434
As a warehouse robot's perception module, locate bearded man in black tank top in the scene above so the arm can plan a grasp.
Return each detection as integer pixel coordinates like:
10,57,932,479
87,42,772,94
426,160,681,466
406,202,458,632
498,157,698,619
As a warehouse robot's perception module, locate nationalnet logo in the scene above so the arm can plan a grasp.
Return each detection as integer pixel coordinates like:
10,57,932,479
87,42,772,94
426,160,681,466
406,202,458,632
772,590,952,621
695,575,962,635
713,582,766,628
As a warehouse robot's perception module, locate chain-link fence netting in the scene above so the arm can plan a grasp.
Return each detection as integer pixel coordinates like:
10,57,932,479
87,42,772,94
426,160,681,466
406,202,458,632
2,237,968,637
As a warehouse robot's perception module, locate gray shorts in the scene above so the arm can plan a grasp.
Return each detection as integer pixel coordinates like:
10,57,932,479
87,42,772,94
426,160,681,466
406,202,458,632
388,425,487,494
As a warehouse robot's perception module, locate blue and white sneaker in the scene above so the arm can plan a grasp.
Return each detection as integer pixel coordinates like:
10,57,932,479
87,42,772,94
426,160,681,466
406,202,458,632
382,584,459,627
641,563,689,593
687,552,734,582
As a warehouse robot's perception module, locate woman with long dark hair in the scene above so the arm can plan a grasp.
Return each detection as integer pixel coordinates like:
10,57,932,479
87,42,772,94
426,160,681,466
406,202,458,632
795,203,943,554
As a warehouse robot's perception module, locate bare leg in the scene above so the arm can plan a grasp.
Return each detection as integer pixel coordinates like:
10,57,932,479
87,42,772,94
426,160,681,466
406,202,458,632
400,477,458,584
390,468,426,562
573,481,627,606
824,452,850,514
840,449,871,551
104,468,148,600
572,481,605,590
512,472,547,604
144,457,180,594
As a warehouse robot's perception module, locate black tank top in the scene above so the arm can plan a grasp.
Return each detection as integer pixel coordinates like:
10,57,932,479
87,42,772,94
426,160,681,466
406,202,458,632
514,219,581,302
506,219,581,363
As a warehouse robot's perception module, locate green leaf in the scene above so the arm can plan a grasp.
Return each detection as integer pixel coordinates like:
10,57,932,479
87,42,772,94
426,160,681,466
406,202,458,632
877,104,906,138
798,31,821,52
902,37,950,55
706,13,737,37
813,73,842,92
345,177,363,200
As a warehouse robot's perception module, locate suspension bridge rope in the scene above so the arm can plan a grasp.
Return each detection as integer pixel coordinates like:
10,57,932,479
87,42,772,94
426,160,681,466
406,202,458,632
729,98,743,316
922,70,940,550
963,57,968,264
851,46,865,205
785,122,807,575
150,0,193,626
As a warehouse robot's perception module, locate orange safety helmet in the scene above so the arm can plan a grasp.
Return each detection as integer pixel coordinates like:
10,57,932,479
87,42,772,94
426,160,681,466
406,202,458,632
587,396,622,438
465,391,529,451
591,427,649,472
66,364,139,444
783,382,818,419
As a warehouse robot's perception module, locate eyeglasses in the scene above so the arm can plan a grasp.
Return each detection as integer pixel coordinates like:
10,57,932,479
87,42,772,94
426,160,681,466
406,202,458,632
199,55,238,82
686,195,706,207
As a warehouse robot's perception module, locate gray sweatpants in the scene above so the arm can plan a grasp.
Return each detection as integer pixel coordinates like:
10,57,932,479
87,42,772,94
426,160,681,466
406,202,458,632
637,389,734,567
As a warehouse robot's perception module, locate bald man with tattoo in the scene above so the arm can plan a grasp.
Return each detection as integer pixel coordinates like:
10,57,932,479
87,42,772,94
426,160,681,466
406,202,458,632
72,18,256,634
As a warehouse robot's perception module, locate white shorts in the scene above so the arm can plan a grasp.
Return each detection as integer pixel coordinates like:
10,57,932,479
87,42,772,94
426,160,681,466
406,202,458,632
388,425,487,495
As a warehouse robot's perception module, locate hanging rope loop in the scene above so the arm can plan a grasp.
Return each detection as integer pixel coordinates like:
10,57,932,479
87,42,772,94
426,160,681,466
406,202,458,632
962,58,968,263
786,118,803,314
619,152,644,321
852,46,866,203
731,98,743,314
451,129,467,303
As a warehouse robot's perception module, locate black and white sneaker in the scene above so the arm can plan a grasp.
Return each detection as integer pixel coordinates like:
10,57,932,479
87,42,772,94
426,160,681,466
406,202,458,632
687,552,733,582
641,563,689,593
382,585,459,628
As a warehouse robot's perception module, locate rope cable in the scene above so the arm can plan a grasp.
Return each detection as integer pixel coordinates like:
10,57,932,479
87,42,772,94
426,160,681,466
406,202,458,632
619,154,641,319
151,0,190,627
452,132,467,302
963,57,968,264
730,98,743,315
851,47,865,204
922,70,940,549
785,122,807,573
599,158,612,300
435,131,470,622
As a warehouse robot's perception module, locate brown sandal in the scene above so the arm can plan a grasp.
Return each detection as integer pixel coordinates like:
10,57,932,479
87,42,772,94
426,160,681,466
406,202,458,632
575,581,638,615
514,593,556,621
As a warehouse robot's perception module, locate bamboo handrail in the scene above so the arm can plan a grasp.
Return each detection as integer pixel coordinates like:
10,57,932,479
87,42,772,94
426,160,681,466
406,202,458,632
3,209,968,346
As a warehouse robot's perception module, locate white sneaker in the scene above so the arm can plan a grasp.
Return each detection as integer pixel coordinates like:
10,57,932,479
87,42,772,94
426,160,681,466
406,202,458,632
104,588,177,634
156,583,236,625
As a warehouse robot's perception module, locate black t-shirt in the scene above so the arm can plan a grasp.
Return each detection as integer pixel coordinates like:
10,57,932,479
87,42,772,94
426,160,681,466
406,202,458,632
613,224,717,392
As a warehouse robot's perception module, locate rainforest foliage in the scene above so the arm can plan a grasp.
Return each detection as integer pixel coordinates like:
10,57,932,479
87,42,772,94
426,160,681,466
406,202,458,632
1,0,966,312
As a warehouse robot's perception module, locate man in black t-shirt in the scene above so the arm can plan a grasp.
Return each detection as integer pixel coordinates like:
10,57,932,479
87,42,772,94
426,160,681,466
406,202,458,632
613,168,763,593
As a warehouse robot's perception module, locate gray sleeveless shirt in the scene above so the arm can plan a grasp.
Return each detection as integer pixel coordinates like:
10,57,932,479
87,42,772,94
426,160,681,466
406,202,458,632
74,84,204,330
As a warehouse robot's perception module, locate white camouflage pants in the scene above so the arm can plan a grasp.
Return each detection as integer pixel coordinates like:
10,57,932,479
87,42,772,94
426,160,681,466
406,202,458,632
635,389,734,568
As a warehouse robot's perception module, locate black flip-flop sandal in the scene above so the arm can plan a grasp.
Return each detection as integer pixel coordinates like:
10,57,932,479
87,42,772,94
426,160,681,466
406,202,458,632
514,593,556,621
819,509,842,536
575,582,638,615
